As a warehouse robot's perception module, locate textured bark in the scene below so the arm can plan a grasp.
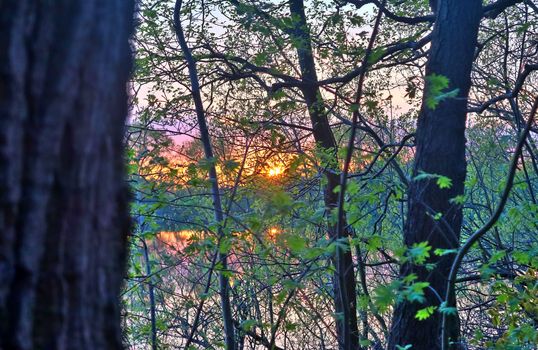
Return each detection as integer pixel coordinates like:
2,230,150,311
388,1,482,350
0,1,133,349
288,1,360,349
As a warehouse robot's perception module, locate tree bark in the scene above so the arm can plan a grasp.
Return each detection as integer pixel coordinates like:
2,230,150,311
0,1,133,349
288,1,360,349
388,1,482,349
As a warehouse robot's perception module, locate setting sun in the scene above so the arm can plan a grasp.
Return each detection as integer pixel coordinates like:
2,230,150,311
267,166,285,177
267,227,281,240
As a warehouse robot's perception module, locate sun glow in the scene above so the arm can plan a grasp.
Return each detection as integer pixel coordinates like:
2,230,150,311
267,227,281,240
157,230,198,248
267,166,285,177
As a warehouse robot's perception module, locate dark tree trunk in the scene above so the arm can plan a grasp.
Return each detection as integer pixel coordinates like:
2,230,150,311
174,1,236,348
288,1,360,349
389,1,482,350
0,1,133,349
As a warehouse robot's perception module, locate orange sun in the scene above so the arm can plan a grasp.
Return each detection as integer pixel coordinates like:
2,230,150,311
267,227,281,240
267,166,284,177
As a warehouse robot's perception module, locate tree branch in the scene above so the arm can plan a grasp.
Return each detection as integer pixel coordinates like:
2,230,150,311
441,97,538,350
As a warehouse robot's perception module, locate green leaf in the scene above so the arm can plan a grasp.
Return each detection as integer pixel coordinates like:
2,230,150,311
269,190,293,212
450,195,466,205
284,322,297,331
436,176,452,189
425,73,449,109
403,281,430,303
402,273,418,284
221,270,234,278
198,157,217,171
425,73,459,109
414,172,435,182
516,22,531,34
434,248,457,256
349,104,360,112
219,238,232,254
366,235,382,251
282,279,300,291
286,234,306,253
347,181,359,195
414,172,452,189
359,339,373,347
240,319,258,331
223,159,240,171
253,51,268,65
439,302,458,315
427,73,449,90
434,89,459,106
396,345,413,350
368,47,386,65
415,306,437,320
489,250,506,264
408,241,432,264
513,251,530,265
271,89,286,100
373,281,400,312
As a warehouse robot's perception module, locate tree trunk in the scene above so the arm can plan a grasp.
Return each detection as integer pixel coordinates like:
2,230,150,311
174,1,236,349
288,1,360,349
0,1,133,349
389,1,482,349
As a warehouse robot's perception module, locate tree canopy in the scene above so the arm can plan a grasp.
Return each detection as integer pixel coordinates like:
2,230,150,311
124,1,538,349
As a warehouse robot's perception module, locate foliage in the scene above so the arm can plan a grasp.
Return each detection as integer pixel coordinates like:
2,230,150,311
122,1,538,349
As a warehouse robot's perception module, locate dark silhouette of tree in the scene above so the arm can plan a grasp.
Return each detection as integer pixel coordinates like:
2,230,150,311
0,1,133,349
389,1,483,349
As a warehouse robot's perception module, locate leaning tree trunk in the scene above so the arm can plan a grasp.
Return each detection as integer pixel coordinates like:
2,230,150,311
389,1,482,350
0,1,133,349
288,1,360,349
